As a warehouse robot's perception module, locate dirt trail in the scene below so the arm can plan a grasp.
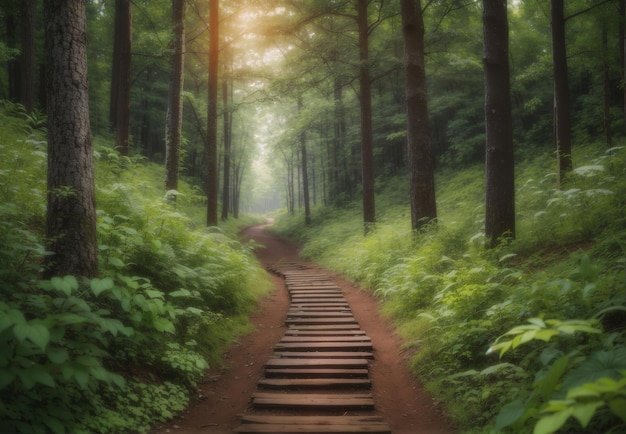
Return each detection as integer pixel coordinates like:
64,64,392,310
154,223,453,434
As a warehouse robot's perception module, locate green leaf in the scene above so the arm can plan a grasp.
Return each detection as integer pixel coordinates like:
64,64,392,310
74,368,89,389
90,277,114,296
50,275,78,296
0,309,26,333
533,407,574,434
43,416,65,434
609,397,626,422
47,347,68,364
537,356,570,399
0,368,16,389
145,289,165,299
562,349,626,391
17,367,55,389
572,401,603,427
13,322,50,350
153,317,175,333
495,399,526,430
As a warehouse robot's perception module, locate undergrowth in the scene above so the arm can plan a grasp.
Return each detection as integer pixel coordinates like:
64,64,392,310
0,102,271,433
272,141,626,433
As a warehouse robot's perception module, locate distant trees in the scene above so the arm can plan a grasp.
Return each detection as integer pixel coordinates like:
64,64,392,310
44,0,98,277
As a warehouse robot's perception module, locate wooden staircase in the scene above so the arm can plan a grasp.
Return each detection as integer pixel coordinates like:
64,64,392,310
234,263,391,434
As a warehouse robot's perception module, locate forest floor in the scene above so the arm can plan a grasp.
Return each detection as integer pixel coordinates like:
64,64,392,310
153,222,454,434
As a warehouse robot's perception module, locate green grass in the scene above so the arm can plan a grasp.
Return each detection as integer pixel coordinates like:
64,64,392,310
272,141,626,433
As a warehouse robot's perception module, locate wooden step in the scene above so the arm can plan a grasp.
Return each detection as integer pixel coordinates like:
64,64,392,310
287,324,361,330
288,306,352,312
266,358,368,369
235,424,391,433
285,317,358,325
275,342,373,352
252,392,375,410
274,351,374,359
287,311,354,318
265,368,369,378
290,303,349,308
285,330,366,336
258,377,371,389
280,336,371,343
240,415,386,425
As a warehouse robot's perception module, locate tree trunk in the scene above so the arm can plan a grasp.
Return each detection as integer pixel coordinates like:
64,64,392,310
20,0,36,113
602,23,612,147
165,0,186,193
551,0,572,186
44,0,98,278
221,74,231,220
483,0,515,247
206,0,219,226
401,0,437,232
299,100,311,225
619,0,626,132
357,0,376,234
111,0,131,156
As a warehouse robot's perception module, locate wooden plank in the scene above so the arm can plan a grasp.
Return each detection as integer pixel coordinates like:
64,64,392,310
235,423,391,433
240,415,385,425
274,351,374,359
258,377,371,389
288,306,351,312
287,311,354,318
265,368,369,378
280,336,371,343
252,393,374,410
287,324,361,330
290,303,349,308
274,342,373,352
285,318,358,325
289,298,349,304
285,330,366,336
266,358,368,369
288,286,340,291
291,290,343,294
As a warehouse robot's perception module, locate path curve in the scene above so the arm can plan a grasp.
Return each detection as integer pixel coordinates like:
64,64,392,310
154,223,452,433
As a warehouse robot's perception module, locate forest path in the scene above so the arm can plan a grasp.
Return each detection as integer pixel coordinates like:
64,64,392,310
154,223,452,434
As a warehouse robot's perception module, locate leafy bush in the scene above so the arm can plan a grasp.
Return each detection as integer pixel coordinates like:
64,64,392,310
0,105,271,433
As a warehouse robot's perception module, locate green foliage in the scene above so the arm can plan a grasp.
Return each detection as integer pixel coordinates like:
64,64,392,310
0,106,271,433
272,141,626,432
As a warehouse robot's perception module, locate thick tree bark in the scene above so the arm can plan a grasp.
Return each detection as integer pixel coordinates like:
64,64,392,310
165,0,186,193
551,0,572,186
483,0,515,247
20,0,36,113
357,0,376,233
44,0,98,278
401,0,437,232
206,0,219,226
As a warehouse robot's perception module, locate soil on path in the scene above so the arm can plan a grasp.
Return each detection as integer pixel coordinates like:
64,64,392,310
155,223,453,434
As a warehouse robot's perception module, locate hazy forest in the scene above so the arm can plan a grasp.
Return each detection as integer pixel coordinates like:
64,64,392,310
1,0,626,433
